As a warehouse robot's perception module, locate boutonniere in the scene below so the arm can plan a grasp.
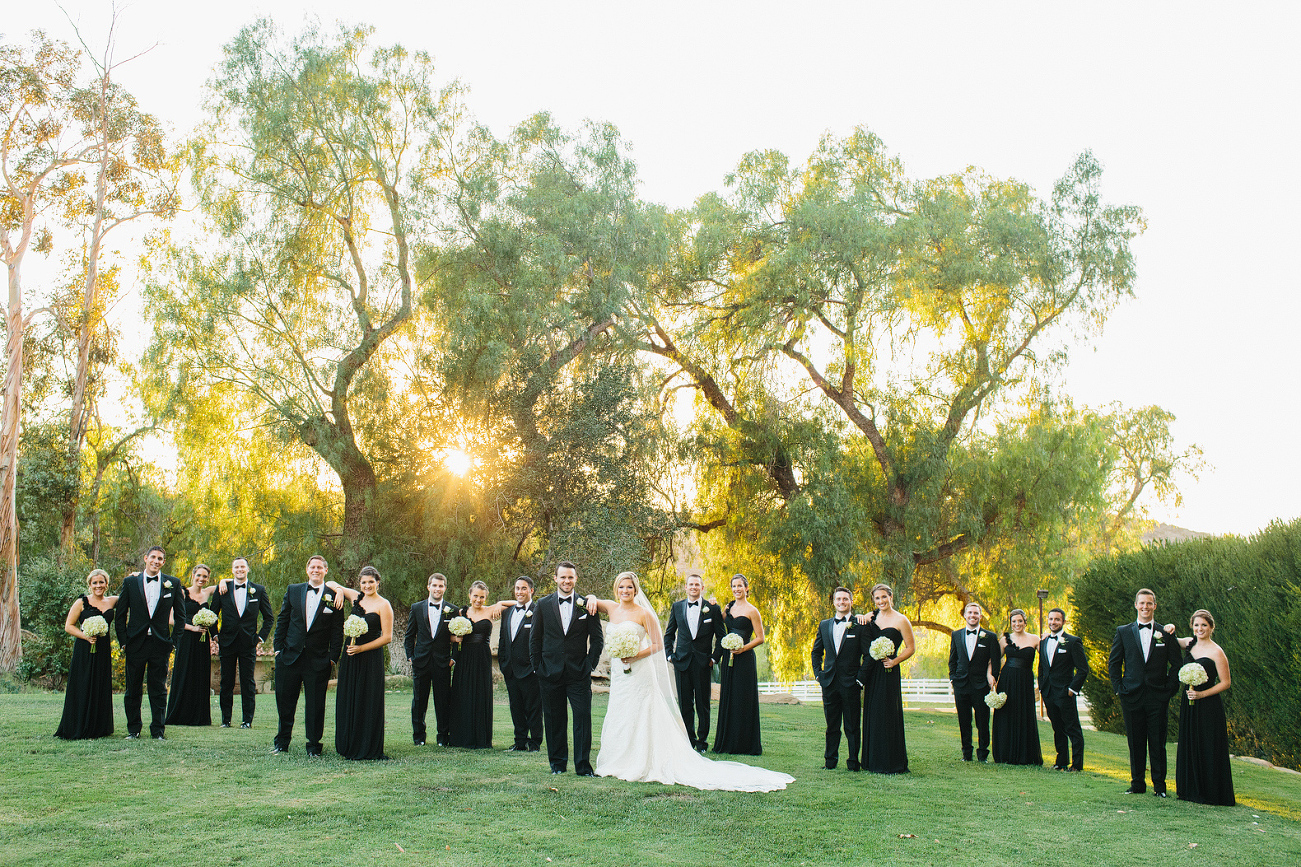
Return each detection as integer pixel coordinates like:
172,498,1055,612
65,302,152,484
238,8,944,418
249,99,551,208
443,605,455,615
701,604,710,614
163,580,173,589
323,593,334,604
524,609,533,618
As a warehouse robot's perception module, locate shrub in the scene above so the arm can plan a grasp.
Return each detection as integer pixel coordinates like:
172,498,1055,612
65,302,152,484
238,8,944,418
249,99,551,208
16,556,93,688
1072,519,1301,769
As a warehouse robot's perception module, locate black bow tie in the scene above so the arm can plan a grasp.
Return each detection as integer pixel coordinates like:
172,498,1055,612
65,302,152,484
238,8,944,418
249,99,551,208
688,601,699,608
834,617,848,624
1049,633,1062,640
234,582,247,589
1138,623,1152,630
145,575,159,583
967,629,978,636
558,596,572,605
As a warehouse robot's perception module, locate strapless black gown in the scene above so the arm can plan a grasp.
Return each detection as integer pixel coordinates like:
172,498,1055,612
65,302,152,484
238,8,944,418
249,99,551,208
1175,648,1235,805
992,639,1042,766
714,612,762,755
55,597,115,739
450,614,494,748
165,594,213,726
862,622,909,773
335,602,386,760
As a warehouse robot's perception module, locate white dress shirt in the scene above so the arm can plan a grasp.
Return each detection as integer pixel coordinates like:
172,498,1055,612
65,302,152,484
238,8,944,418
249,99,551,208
304,584,323,630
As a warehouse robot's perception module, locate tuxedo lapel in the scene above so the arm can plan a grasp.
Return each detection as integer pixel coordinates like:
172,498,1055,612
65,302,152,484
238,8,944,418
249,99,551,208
823,619,838,666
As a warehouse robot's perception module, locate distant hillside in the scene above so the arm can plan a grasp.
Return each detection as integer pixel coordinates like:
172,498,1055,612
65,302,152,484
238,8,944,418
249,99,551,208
1141,522,1214,544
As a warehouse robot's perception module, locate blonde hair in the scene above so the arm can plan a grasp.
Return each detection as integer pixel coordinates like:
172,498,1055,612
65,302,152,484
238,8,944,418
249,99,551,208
85,569,110,588
612,571,641,597
870,582,893,598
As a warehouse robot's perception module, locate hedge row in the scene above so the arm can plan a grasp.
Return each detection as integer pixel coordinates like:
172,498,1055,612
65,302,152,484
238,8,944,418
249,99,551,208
1072,519,1301,770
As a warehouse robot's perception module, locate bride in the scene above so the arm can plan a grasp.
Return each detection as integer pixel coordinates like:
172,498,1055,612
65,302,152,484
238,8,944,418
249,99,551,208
584,571,794,792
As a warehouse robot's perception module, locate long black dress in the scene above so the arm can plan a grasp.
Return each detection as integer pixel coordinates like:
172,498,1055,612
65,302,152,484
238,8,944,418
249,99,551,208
713,610,762,756
55,597,115,739
1175,645,1235,805
861,622,909,773
335,601,386,760
449,614,494,749
165,593,213,726
992,638,1042,766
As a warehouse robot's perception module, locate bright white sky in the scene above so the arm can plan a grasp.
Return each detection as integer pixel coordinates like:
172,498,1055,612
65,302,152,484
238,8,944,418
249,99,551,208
8,1,1300,537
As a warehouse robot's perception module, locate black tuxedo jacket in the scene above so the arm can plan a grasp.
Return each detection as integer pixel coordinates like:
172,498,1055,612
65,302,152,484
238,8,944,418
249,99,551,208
811,615,868,691
529,592,603,681
663,598,724,671
1108,621,1179,705
273,582,344,669
498,601,538,679
948,626,1002,694
114,572,187,655
1037,631,1089,699
212,581,274,656
403,598,458,674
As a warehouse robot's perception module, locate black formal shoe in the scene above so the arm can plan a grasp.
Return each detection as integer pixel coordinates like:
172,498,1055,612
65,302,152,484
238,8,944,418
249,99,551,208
550,769,564,775
125,733,140,740
414,740,426,746
824,762,837,770
436,738,450,747
527,745,540,752
271,747,288,754
1122,787,1143,794
962,756,972,762
220,722,232,728
1052,765,1066,771
1066,767,1082,772
240,722,252,729
576,771,594,777
1154,791,1167,798
506,745,528,752
152,734,166,741
306,751,323,758
846,763,860,772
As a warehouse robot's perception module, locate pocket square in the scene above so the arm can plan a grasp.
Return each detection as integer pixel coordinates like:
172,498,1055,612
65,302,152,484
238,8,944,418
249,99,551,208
702,618,712,623
320,608,333,615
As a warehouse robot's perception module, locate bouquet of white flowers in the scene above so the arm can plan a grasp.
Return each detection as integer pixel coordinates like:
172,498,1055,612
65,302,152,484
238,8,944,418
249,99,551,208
192,608,218,641
721,632,744,666
343,614,369,645
984,690,1008,710
448,615,473,637
82,615,108,653
605,622,643,673
1179,661,1209,700
869,636,898,661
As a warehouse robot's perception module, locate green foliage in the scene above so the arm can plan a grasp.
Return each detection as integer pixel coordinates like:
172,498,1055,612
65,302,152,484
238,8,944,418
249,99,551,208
1073,519,1301,769
15,556,87,686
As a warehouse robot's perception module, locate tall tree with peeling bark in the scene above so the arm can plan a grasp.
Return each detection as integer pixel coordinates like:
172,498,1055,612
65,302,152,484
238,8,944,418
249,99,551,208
145,21,464,574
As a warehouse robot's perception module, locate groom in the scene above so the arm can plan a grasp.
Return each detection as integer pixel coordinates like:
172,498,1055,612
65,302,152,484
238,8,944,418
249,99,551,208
1108,588,1180,796
530,561,604,775
115,545,188,739
663,572,724,752
272,554,344,756
948,602,1001,762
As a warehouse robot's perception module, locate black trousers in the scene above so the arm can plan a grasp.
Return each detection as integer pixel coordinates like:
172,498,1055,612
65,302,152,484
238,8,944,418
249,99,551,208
274,656,330,754
674,661,713,749
219,650,258,724
123,637,172,737
1045,691,1085,770
539,674,593,774
411,664,452,744
504,673,543,748
822,683,862,768
954,689,991,760
1121,692,1171,791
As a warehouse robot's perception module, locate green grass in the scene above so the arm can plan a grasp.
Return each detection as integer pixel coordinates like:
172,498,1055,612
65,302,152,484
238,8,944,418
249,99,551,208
2,691,1298,866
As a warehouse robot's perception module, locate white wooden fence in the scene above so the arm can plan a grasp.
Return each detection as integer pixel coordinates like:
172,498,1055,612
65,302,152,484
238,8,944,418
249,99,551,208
759,677,1092,722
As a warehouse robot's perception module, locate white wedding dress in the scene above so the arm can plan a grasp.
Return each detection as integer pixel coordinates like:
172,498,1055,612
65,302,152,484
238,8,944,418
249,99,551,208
594,618,794,792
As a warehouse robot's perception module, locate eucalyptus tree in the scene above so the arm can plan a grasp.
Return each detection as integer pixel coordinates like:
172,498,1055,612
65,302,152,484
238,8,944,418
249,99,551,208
146,20,466,572
638,129,1156,669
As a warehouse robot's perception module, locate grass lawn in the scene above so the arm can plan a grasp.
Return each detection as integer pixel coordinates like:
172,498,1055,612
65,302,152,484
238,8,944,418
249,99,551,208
2,689,1297,866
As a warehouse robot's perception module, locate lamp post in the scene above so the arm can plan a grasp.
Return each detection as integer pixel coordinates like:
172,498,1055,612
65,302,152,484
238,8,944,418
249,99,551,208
1036,589,1049,719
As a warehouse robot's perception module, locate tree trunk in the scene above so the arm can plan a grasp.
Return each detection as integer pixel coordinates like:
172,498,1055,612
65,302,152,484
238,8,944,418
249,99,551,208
0,287,26,671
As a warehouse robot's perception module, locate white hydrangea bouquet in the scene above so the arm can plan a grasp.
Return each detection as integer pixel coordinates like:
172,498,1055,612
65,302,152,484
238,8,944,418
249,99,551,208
343,614,369,645
721,632,744,666
1179,661,1208,700
984,689,1008,709
605,622,643,673
82,615,108,653
448,616,473,637
869,636,898,661
192,608,218,641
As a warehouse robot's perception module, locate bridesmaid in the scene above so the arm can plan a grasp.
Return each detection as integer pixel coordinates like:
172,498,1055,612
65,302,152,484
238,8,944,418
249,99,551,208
991,608,1043,766
55,569,119,739
328,566,394,760
714,574,765,756
860,582,913,773
165,564,217,726
1172,609,1235,805
449,580,514,749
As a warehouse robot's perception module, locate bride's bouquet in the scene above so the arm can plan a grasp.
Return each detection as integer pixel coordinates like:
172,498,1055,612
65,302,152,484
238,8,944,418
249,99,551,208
82,615,108,653
192,608,218,641
869,636,898,662
984,690,1008,710
448,615,473,637
721,632,744,666
343,614,369,646
605,622,642,673
1179,662,1208,700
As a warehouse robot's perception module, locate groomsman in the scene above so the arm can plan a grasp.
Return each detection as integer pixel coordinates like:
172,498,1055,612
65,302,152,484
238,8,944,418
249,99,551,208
811,587,868,770
663,572,725,752
212,557,274,728
114,546,188,739
948,602,1001,762
1108,588,1180,796
498,575,543,752
272,554,344,756
530,561,604,775
404,572,458,746
1038,607,1089,771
